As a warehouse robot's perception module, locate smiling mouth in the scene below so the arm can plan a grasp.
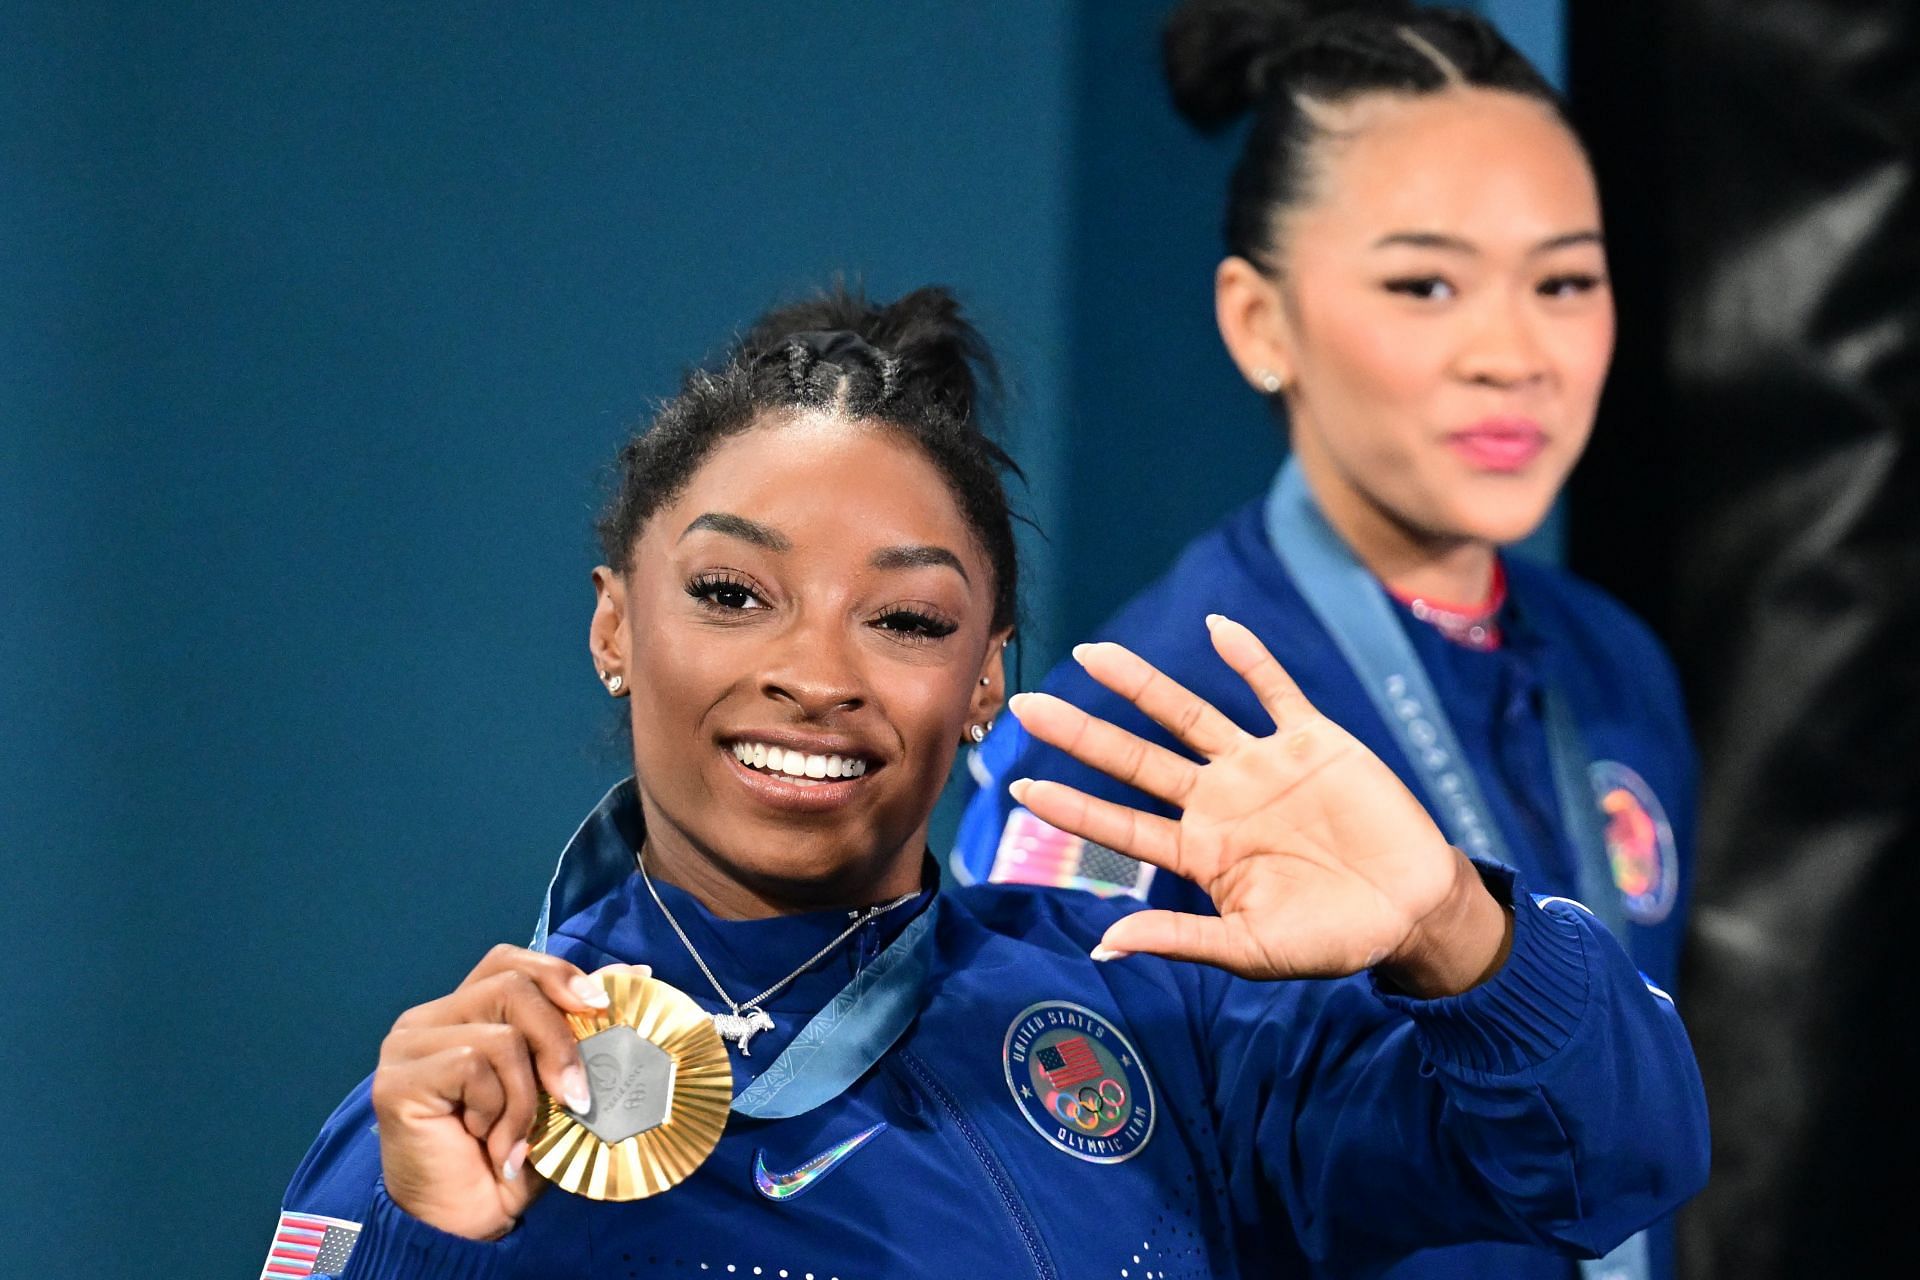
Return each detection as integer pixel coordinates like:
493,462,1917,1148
729,741,872,782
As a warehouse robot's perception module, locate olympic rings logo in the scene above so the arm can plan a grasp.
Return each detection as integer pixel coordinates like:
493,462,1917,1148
1050,1077,1129,1132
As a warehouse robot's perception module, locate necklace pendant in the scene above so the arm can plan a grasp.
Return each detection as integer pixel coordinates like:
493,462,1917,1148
713,1007,775,1055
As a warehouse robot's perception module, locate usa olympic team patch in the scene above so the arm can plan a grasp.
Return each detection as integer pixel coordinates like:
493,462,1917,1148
1003,1001,1154,1163
1589,760,1679,925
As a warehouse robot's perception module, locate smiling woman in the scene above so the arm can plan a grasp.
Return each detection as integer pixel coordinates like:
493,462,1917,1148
268,284,1707,1280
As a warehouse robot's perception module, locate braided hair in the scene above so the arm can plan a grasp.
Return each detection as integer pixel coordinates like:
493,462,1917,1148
1163,0,1568,272
597,285,1021,632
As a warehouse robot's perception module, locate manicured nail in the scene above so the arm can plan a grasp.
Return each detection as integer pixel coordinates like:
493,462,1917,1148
569,975,611,1008
1008,777,1033,803
561,1065,592,1114
1007,692,1034,716
1205,613,1225,629
1090,944,1133,962
502,1139,529,1182
1071,643,1097,665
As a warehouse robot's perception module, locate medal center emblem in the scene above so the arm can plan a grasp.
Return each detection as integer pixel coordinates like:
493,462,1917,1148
570,1025,677,1144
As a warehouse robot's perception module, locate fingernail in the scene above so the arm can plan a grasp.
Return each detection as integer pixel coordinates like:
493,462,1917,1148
1007,692,1033,715
561,1065,592,1114
1090,945,1133,962
501,1139,528,1182
1008,777,1032,803
568,975,610,1008
1071,643,1096,664
1205,613,1224,629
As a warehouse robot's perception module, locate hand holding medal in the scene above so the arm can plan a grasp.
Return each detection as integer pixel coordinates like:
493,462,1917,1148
369,947,727,1242
1008,614,1512,998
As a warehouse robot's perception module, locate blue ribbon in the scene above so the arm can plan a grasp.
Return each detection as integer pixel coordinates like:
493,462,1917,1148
1262,460,1644,1280
730,905,936,1119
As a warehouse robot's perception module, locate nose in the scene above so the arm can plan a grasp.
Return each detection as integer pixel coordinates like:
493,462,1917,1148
760,608,865,718
1456,291,1549,390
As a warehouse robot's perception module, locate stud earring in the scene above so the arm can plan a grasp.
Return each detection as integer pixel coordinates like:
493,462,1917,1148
1258,369,1283,394
603,672,625,695
979,676,991,687
969,723,988,744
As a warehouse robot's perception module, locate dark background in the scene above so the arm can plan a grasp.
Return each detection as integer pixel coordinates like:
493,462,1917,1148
4,2,1907,1276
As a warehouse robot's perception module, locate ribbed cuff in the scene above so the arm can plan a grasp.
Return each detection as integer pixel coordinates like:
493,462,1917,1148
338,1183,511,1280
1373,861,1591,1077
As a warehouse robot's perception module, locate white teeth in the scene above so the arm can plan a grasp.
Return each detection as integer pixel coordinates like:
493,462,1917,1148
730,742,870,780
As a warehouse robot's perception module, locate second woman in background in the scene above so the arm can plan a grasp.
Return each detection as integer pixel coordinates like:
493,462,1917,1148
958,4,1698,1279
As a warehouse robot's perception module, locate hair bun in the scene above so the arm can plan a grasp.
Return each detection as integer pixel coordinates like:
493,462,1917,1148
1162,0,1412,132
739,284,996,424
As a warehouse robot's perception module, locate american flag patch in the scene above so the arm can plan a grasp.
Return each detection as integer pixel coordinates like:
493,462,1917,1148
987,808,1154,900
1035,1035,1104,1089
258,1210,361,1279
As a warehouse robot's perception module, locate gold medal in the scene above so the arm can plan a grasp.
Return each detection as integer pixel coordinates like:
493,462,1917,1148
529,968,732,1200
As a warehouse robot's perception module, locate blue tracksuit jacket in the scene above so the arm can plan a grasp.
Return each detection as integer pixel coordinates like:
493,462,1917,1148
953,496,1699,1279
272,782,1708,1280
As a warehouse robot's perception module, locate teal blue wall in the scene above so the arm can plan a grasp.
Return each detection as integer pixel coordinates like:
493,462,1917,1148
0,3,1557,1273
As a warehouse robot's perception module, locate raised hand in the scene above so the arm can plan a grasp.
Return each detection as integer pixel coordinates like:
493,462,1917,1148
370,947,649,1240
1008,615,1509,997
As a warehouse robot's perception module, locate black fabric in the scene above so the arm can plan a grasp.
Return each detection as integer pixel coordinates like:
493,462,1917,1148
1569,1,1920,1274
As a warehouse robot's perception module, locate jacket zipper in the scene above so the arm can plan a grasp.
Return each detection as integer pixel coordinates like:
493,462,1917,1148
896,1049,1058,1280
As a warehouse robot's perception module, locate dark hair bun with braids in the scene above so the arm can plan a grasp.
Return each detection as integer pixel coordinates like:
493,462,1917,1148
598,284,1023,630
1163,0,1403,132
1162,0,1566,265
741,286,997,426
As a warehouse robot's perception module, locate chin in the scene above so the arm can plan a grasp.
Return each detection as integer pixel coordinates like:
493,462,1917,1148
710,825,899,902
1441,481,1562,546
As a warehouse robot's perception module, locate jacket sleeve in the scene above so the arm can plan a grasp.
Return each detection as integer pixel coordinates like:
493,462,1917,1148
270,1076,514,1280
1209,862,1710,1276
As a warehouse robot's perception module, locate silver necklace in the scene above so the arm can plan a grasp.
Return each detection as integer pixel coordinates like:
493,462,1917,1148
636,851,919,1056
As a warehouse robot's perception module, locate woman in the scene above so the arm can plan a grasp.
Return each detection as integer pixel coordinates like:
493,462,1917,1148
270,287,1705,1280
953,5,1698,1277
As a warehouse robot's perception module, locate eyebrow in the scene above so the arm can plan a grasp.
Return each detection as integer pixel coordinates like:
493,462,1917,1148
870,544,970,583
1371,229,1606,255
679,512,791,551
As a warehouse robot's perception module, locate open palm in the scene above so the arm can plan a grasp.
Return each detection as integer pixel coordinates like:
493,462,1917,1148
1008,615,1468,982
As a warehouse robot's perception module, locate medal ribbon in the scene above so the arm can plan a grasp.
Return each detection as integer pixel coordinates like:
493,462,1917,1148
728,903,936,1119
1262,459,1644,1280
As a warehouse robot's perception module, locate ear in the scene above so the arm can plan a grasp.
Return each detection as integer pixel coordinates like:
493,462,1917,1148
589,566,630,697
963,628,1014,743
1215,255,1297,395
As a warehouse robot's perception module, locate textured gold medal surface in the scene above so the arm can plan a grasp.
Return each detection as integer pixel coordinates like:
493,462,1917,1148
530,969,732,1200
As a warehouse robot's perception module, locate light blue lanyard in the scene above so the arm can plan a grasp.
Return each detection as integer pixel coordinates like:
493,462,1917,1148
1262,461,1644,1280
729,905,936,1119
531,779,937,1121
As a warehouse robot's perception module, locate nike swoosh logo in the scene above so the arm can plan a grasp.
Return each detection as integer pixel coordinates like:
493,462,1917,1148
753,1122,890,1201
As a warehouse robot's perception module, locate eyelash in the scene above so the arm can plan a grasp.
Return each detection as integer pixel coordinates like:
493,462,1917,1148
685,574,959,641
686,571,767,613
1384,275,1455,302
1538,273,1606,298
872,607,959,641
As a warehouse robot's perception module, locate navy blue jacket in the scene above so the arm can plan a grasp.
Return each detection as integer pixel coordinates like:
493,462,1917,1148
954,496,1699,1278
273,783,1708,1280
